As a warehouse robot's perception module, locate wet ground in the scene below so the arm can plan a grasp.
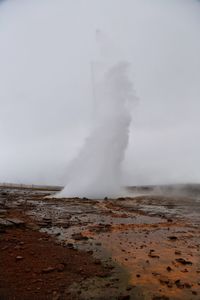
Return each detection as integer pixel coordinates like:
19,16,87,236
0,185,200,299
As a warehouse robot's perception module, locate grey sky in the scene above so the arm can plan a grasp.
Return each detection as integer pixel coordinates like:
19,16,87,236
0,0,200,185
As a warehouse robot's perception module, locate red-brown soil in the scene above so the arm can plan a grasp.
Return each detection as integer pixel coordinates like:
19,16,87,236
0,226,107,300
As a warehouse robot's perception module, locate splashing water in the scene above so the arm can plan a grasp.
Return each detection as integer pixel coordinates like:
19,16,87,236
58,58,136,199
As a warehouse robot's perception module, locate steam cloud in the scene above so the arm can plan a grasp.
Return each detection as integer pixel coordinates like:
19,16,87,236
58,59,135,198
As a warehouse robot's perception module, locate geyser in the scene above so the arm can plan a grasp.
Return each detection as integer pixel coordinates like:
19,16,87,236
58,56,136,199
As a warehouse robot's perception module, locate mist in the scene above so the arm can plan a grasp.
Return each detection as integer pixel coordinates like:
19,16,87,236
0,0,200,187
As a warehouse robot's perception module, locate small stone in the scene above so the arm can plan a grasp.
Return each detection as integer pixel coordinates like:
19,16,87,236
56,264,65,272
184,283,192,288
175,280,184,289
26,223,40,231
175,258,192,265
168,236,178,241
7,218,25,227
192,291,197,295
72,233,88,241
94,259,101,265
16,256,24,261
159,276,170,285
0,218,14,227
42,267,55,274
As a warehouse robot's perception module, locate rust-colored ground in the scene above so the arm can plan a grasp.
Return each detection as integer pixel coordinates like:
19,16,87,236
0,225,107,300
0,187,200,299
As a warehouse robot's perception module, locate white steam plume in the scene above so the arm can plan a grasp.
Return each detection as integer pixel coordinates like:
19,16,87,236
58,38,136,198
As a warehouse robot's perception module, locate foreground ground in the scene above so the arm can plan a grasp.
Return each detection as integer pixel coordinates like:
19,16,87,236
0,185,200,299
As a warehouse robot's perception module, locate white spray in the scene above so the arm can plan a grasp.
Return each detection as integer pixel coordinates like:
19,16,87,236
58,34,136,199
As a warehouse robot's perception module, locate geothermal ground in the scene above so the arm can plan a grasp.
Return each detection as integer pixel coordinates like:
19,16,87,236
0,185,200,300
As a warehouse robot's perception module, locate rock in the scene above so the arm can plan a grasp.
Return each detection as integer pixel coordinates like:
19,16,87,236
126,285,133,291
181,268,188,273
175,280,184,289
56,264,65,272
175,250,181,255
175,258,193,265
52,292,60,300
26,223,40,231
94,259,101,265
192,291,197,295
0,218,14,228
1,192,8,196
159,276,170,285
184,282,192,288
167,281,174,288
16,256,24,261
148,249,160,258
166,266,172,272
42,267,56,274
167,219,173,222
72,233,88,241
148,252,160,259
168,236,178,241
95,242,102,246
7,218,25,227
152,272,161,276
32,279,43,283
65,243,74,249
0,209,7,215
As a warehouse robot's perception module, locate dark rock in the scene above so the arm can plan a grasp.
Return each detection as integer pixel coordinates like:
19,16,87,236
175,250,181,255
42,267,56,274
175,280,184,289
66,243,74,249
152,272,161,276
148,253,160,259
168,236,178,241
159,276,170,285
175,258,192,265
1,192,8,196
167,219,173,222
56,264,65,272
94,259,101,265
72,233,88,241
184,282,192,288
192,291,197,295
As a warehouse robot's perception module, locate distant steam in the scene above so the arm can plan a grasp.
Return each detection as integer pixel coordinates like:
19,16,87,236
58,53,136,198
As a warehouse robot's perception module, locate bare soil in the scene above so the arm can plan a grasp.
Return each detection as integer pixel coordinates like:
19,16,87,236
0,187,200,300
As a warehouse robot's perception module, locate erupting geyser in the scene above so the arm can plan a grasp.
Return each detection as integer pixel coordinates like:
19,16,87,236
58,38,136,198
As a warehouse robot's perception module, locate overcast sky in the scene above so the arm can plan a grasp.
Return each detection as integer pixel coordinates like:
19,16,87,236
0,0,200,186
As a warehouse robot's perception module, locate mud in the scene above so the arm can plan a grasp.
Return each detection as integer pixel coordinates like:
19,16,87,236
0,186,200,299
